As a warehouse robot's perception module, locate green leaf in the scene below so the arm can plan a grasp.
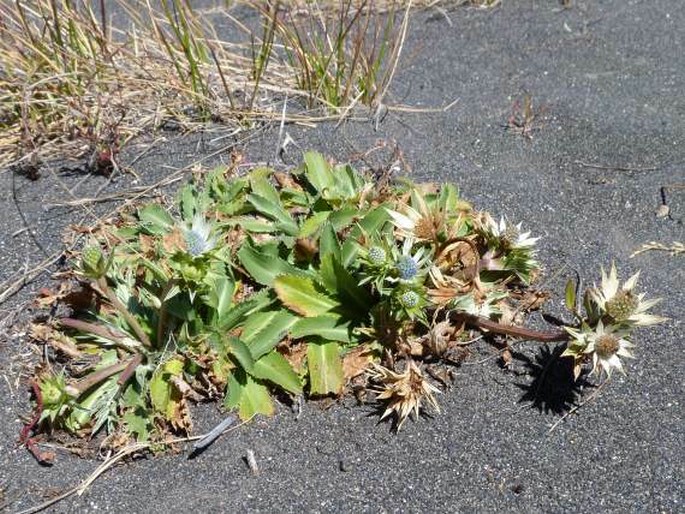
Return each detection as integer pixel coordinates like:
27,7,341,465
304,151,335,195
247,193,298,236
341,205,390,266
150,358,184,416
319,222,341,261
565,278,577,312
242,310,297,359
225,370,274,420
228,217,276,233
332,163,363,199
252,351,302,394
205,277,235,320
319,254,372,316
138,204,174,234
218,289,273,331
178,184,198,220
274,275,340,317
249,168,280,204
123,407,151,441
307,341,344,395
299,210,331,238
226,337,255,374
329,206,359,231
237,242,303,286
291,315,352,343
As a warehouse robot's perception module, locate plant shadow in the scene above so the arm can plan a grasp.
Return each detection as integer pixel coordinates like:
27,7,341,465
514,344,593,415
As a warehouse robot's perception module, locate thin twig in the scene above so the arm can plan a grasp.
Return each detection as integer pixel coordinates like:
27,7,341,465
574,160,659,172
548,379,610,433
15,418,252,514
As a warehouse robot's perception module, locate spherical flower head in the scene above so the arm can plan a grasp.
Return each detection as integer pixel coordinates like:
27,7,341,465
184,215,216,257
81,245,108,278
400,290,420,309
368,246,387,266
396,255,418,280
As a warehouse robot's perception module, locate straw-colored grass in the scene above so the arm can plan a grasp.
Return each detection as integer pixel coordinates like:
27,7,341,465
0,0,498,173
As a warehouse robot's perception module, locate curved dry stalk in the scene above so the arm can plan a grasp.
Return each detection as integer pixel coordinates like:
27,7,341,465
451,312,569,343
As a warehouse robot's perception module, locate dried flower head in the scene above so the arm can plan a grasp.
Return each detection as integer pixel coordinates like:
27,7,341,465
370,360,440,430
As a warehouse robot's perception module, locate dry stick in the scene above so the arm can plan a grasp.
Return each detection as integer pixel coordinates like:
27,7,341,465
573,160,658,172
548,379,610,434
15,418,253,514
0,251,63,306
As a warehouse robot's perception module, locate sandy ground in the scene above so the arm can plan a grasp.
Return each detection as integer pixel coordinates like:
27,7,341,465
1,1,683,512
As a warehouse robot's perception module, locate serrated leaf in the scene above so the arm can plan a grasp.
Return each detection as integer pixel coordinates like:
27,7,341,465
319,222,341,261
218,289,273,331
150,358,184,416
319,254,372,317
274,275,339,317
178,184,198,220
242,310,297,358
226,336,255,374
138,204,175,234
205,277,235,320
565,278,577,312
341,205,390,266
252,351,302,394
290,315,353,343
304,151,335,195
225,370,274,420
307,341,344,395
123,407,151,441
299,210,331,238
247,193,298,236
249,168,279,204
237,242,303,286
229,217,276,233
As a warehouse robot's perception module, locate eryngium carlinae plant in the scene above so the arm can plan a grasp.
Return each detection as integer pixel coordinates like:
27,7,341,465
24,152,666,459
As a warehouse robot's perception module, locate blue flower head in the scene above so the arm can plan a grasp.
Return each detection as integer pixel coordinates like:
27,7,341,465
396,255,418,280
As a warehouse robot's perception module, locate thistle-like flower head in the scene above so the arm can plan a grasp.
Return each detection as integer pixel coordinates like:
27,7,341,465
184,215,217,257
589,263,665,327
564,321,634,378
370,360,440,431
481,213,539,250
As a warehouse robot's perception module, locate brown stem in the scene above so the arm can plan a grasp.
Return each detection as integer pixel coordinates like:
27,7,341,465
96,277,152,348
70,358,132,396
19,381,55,465
117,354,142,388
451,312,569,343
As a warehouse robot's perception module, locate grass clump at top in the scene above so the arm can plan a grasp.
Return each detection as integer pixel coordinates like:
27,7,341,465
0,0,417,175
22,151,665,462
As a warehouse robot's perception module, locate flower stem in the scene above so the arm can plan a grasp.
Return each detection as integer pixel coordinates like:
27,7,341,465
451,312,569,342
70,358,132,396
96,276,152,348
